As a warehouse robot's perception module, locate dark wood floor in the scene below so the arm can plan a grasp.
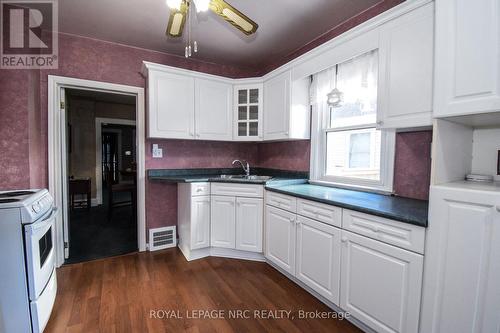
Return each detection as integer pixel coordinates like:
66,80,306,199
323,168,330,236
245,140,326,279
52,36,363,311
46,249,362,333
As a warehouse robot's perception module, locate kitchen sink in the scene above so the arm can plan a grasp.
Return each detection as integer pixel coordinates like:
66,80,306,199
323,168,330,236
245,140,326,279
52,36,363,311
218,175,273,181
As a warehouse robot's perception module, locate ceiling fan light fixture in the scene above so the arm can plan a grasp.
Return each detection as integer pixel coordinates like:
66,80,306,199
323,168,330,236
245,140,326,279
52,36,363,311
166,0,182,11
170,13,184,35
222,8,252,32
193,0,210,12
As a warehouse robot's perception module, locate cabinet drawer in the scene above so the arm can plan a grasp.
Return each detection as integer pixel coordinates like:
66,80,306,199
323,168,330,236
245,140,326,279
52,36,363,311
342,209,425,254
191,183,210,196
265,191,297,213
211,183,263,198
296,199,342,228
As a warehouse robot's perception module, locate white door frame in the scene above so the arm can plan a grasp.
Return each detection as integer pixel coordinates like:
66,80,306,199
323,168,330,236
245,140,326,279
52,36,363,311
48,75,147,267
96,118,136,205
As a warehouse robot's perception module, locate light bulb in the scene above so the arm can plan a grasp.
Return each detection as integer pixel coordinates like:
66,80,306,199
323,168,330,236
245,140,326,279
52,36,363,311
193,0,210,12
166,0,182,11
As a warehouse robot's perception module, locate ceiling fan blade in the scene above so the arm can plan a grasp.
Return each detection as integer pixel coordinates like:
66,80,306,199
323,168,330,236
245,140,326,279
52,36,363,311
209,0,258,35
166,0,189,37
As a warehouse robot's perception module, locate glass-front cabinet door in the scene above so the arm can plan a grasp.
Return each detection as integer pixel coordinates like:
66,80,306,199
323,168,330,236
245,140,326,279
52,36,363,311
233,84,263,141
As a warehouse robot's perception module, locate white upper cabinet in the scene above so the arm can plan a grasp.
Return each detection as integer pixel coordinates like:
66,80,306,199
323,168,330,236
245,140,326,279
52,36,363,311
147,69,195,139
263,71,310,141
233,84,263,141
377,2,434,128
195,78,233,141
434,0,500,117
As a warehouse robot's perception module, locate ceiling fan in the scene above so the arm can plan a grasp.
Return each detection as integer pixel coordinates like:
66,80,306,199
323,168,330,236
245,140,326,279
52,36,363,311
166,0,258,57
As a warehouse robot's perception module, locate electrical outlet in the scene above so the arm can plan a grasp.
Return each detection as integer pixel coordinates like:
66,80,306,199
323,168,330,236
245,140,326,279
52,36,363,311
152,144,163,158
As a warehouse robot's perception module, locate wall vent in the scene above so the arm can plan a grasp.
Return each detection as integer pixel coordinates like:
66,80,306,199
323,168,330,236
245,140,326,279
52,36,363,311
149,226,177,251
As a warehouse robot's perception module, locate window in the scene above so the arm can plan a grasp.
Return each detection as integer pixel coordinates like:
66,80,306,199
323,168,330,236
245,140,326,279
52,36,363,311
310,50,395,192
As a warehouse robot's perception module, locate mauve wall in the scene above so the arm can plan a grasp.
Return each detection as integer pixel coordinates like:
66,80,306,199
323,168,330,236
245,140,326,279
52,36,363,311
393,131,432,201
146,140,258,229
257,141,311,172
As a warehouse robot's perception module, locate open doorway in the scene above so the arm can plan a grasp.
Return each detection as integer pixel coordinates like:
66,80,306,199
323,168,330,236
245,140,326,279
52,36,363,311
64,89,138,264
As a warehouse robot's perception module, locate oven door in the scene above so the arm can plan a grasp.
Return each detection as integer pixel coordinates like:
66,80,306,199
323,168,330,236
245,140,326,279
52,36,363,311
25,207,57,300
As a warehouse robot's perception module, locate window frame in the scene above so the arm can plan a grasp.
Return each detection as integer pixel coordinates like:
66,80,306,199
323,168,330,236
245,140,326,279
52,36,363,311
309,60,395,193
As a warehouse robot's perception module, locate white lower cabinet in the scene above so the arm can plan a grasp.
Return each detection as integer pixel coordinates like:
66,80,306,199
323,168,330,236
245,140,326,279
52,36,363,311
296,215,341,305
190,196,211,250
210,195,236,249
264,191,426,333
420,185,500,333
236,197,263,252
340,230,423,333
265,206,296,275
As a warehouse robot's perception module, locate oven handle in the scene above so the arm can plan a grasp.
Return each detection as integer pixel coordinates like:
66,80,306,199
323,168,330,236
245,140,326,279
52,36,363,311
28,207,58,232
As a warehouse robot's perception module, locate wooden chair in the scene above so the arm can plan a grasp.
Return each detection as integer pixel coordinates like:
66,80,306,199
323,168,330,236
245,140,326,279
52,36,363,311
106,167,136,220
69,178,91,210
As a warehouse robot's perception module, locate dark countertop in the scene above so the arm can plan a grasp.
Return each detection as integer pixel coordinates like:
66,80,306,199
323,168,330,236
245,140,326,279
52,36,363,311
148,168,428,227
266,183,428,228
148,168,309,185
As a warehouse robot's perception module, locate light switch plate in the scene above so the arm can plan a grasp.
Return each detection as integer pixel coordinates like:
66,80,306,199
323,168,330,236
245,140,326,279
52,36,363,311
152,144,163,158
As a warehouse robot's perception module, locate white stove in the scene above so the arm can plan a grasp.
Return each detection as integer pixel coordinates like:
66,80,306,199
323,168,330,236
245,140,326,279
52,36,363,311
0,189,57,333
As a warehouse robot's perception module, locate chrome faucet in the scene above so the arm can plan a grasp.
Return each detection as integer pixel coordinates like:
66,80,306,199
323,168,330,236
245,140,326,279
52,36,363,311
232,159,250,176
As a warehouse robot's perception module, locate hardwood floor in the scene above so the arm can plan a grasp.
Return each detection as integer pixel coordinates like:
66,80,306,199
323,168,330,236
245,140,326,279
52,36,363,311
46,249,362,333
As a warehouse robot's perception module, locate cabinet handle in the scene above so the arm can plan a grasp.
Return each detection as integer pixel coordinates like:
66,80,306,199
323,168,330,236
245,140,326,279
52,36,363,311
496,206,500,212
341,237,348,243
189,132,194,136
289,217,295,223
377,120,383,126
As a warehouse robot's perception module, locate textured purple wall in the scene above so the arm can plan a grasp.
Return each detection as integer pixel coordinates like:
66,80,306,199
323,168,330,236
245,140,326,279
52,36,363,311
257,141,310,172
146,140,258,229
393,131,432,201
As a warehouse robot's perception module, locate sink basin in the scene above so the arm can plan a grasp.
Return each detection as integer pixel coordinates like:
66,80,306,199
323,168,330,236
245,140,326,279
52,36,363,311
218,175,273,181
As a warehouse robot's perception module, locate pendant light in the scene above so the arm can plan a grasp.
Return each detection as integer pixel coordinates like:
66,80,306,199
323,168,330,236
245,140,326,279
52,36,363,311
327,64,343,107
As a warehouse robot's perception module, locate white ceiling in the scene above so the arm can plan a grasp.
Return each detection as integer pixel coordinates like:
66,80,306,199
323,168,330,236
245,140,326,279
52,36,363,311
59,0,385,71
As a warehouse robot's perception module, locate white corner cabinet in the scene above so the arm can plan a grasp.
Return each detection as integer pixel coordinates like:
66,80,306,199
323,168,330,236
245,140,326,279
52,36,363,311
233,84,263,141
177,182,265,261
263,71,311,140
434,0,500,117
377,2,434,128
420,184,500,333
264,191,425,333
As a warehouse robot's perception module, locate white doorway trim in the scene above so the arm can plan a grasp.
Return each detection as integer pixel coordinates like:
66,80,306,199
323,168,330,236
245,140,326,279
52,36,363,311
48,75,146,267
95,117,136,205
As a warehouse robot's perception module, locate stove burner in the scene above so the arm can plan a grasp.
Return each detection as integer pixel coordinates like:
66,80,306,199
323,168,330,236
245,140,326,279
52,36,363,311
0,190,36,198
0,198,20,203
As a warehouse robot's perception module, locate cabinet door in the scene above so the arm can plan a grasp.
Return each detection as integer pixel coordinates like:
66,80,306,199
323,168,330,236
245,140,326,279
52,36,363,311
265,205,296,275
296,216,341,305
195,78,233,141
210,196,236,248
434,0,500,117
234,84,263,141
190,196,210,250
378,3,433,128
148,70,195,139
236,197,263,252
340,230,423,333
420,186,500,333
263,71,290,140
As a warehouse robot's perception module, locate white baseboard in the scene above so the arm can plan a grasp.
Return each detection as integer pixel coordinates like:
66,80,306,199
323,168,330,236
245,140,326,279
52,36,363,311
178,245,265,262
